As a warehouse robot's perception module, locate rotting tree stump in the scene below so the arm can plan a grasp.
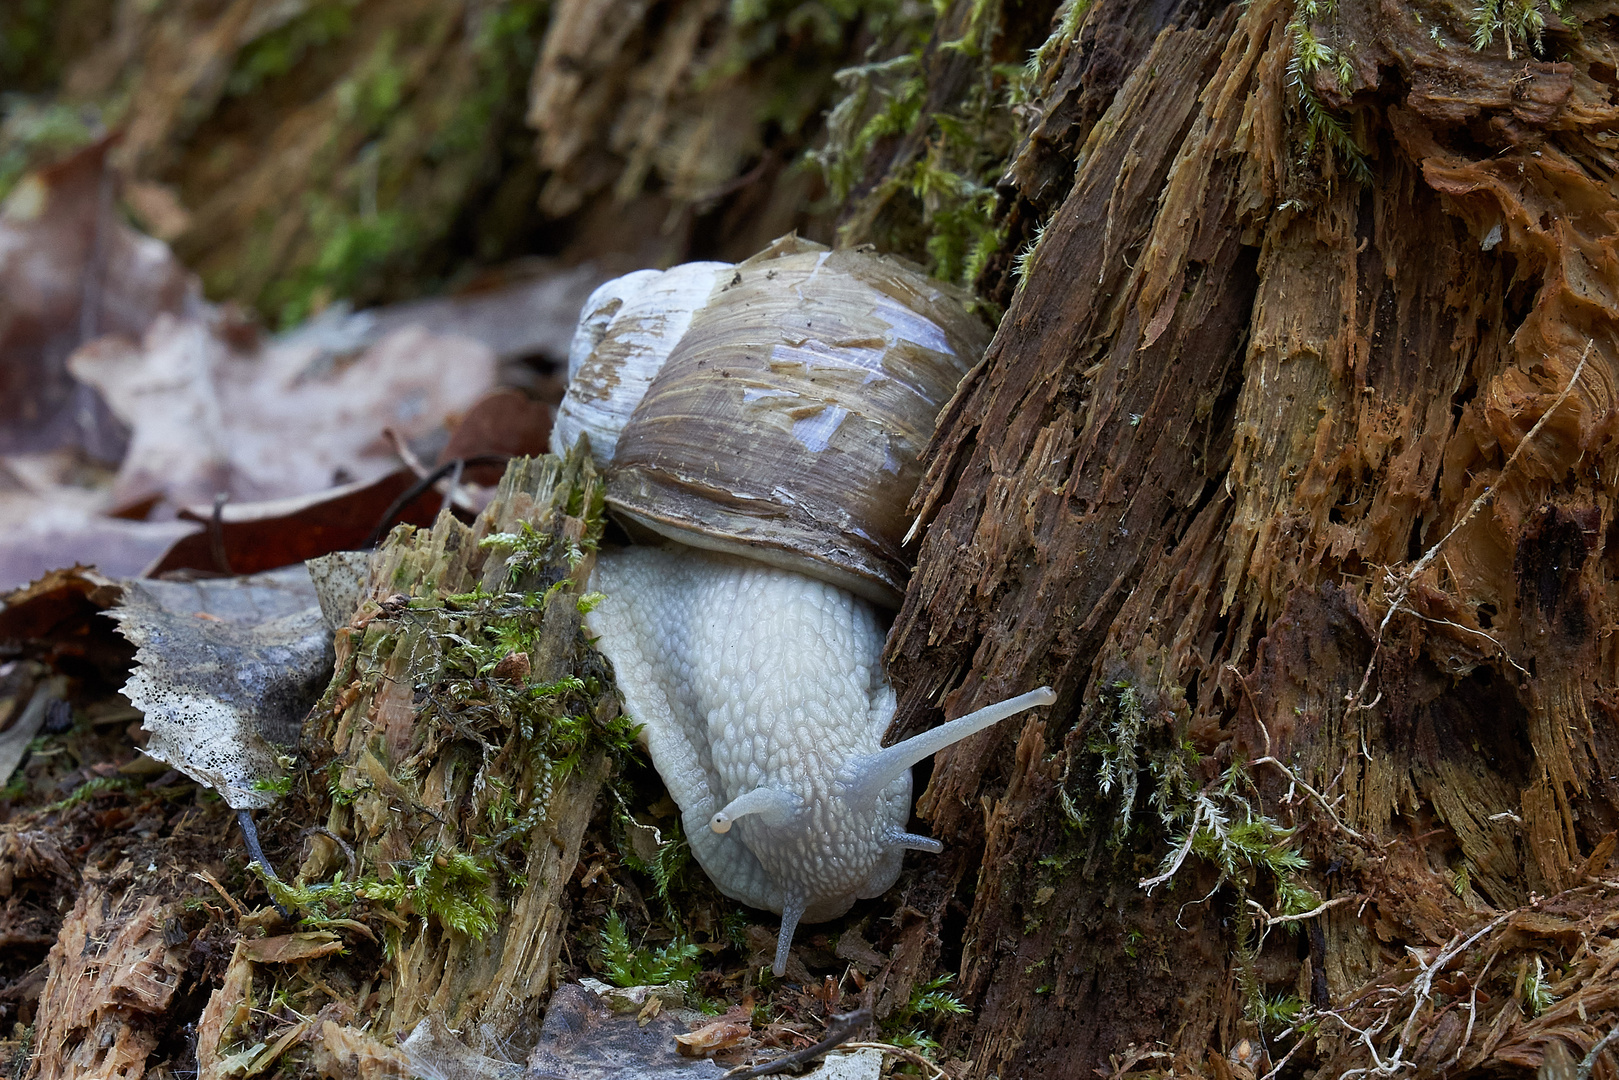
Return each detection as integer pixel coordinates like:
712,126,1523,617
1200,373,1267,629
185,450,623,1075
871,0,1619,1074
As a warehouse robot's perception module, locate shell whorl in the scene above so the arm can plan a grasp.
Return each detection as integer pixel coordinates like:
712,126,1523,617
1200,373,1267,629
551,234,989,608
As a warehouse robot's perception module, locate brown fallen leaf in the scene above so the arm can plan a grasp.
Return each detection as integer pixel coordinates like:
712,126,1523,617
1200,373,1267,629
241,933,344,965
69,317,498,518
144,468,444,578
438,388,553,486
0,137,201,461
0,489,203,593
674,1010,753,1058
0,566,134,684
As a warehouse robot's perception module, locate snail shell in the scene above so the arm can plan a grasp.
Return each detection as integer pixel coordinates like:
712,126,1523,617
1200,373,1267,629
552,234,989,607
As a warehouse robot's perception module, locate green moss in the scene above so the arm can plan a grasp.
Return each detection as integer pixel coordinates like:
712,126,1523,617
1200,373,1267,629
0,98,98,203
226,2,356,98
42,774,136,813
598,911,702,987
265,198,413,329
618,817,695,924
1285,0,1371,184
808,0,1039,296
251,775,294,798
1471,0,1563,57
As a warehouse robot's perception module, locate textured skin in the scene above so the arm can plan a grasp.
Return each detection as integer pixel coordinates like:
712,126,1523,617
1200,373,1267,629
587,545,911,923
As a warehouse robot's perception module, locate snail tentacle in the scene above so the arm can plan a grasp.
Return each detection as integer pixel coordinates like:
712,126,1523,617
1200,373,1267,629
711,786,800,833
843,686,1057,807
774,890,809,978
883,827,944,854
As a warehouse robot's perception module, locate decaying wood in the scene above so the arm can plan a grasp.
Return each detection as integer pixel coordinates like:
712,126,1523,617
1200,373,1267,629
880,0,1619,1073
29,884,188,1080
180,451,617,1070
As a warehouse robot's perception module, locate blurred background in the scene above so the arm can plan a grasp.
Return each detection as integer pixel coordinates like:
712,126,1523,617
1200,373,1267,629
0,0,1063,590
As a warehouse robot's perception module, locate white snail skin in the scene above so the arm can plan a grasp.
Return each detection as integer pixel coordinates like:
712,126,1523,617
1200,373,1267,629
586,544,1055,976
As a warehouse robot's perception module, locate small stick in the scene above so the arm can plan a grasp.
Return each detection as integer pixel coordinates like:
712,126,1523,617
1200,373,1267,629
842,1042,947,1080
1577,1024,1619,1080
724,1007,873,1079
191,869,247,919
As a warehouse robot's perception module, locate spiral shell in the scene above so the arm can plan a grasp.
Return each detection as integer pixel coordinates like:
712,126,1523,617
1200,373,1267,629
552,235,988,608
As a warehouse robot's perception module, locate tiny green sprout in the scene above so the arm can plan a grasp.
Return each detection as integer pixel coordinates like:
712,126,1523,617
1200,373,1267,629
576,591,606,615
1522,956,1556,1016
1451,865,1471,897
892,973,971,1028
1250,991,1305,1034
251,775,293,797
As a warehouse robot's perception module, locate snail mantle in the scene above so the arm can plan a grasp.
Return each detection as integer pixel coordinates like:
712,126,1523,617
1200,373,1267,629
553,235,1055,976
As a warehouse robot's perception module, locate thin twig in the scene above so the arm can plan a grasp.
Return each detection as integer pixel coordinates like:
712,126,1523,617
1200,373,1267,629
1441,952,1492,1074
1264,894,1356,927
842,1042,948,1080
1252,754,1366,842
1139,796,1214,893
192,869,247,919
1578,1024,1619,1080
724,1008,873,1079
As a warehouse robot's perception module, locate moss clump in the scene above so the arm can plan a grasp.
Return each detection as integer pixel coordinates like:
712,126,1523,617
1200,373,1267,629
368,844,501,938
1285,0,1371,185
597,911,702,987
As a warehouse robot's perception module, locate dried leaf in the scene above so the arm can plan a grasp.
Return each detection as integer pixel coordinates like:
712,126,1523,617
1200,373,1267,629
241,933,344,964
673,1016,751,1058
109,566,330,808
144,471,441,579
0,138,201,460
69,318,497,518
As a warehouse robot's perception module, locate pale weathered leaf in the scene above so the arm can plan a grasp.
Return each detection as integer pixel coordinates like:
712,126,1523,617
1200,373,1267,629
108,565,330,808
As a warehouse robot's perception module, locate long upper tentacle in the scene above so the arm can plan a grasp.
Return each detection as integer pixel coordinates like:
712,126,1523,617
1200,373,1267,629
842,686,1056,807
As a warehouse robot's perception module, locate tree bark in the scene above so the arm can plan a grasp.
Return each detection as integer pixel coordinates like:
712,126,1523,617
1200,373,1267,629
880,0,1619,1074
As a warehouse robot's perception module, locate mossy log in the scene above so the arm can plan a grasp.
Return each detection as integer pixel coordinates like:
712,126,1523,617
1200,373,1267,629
186,450,623,1072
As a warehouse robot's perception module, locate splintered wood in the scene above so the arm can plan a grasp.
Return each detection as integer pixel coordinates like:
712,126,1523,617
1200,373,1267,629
878,0,1619,1073
183,452,616,1072
29,886,187,1080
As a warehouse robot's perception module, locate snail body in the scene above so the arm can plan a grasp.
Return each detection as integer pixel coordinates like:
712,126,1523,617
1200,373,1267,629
556,237,1053,975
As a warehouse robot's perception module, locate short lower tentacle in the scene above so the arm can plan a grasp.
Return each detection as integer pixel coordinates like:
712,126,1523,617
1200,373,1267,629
774,891,808,977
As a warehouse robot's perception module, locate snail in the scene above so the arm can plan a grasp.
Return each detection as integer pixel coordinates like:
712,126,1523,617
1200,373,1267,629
554,236,1056,976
